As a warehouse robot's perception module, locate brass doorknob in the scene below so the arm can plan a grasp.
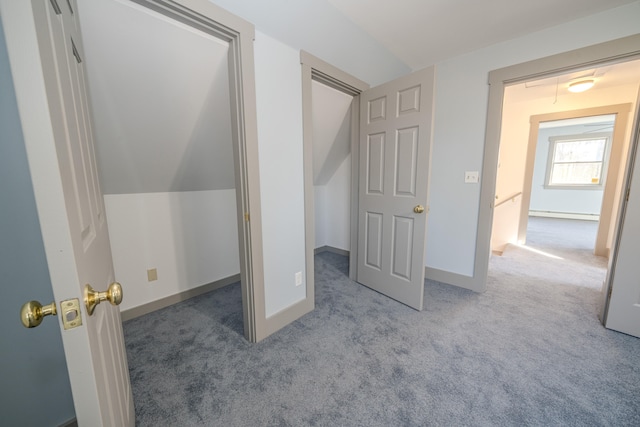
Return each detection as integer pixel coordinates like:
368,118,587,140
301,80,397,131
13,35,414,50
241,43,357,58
20,300,57,328
85,282,123,316
414,205,425,214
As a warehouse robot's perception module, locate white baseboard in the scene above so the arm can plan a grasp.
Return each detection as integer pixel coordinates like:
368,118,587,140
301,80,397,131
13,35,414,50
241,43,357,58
529,211,599,221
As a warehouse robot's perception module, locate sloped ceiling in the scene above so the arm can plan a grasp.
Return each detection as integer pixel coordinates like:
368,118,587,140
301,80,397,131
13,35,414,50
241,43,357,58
311,81,352,186
78,0,236,194
210,0,638,85
327,0,639,70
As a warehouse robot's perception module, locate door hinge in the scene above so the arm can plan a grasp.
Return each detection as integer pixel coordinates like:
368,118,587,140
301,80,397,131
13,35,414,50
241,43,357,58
244,212,250,222
626,187,631,202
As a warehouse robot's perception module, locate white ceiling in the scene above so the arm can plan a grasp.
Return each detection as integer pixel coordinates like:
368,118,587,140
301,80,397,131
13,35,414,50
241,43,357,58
327,0,638,70
507,58,640,102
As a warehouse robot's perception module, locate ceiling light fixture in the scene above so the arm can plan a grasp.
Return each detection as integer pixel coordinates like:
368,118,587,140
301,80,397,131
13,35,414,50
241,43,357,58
568,79,595,93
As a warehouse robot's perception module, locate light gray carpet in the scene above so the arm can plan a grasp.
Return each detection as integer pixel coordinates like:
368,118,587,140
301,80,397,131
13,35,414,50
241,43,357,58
124,217,640,426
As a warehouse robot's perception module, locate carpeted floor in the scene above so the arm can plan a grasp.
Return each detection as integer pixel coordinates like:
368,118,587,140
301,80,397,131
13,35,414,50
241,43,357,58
123,217,640,426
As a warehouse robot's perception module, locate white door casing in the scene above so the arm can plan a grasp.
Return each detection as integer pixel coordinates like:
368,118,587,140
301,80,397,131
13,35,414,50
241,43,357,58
0,0,134,425
357,67,435,310
129,0,267,342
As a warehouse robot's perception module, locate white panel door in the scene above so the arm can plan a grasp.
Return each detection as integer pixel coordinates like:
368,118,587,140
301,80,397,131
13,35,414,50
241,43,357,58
1,0,134,425
357,67,435,310
606,122,640,338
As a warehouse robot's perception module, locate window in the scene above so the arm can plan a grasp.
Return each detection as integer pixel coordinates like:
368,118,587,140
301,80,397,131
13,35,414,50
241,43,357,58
546,134,610,189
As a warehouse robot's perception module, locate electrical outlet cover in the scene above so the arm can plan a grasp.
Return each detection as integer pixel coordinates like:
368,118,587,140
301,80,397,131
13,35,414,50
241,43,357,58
465,171,479,183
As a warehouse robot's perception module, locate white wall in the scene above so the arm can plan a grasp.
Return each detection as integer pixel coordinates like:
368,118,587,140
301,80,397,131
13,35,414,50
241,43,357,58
254,32,307,317
530,125,608,216
314,185,327,248
426,2,640,276
311,80,353,251
314,157,352,251
105,191,239,311
321,156,352,250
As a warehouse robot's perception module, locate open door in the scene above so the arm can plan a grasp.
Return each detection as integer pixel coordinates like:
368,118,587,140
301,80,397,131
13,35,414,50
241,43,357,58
357,67,435,310
604,98,640,339
1,0,134,424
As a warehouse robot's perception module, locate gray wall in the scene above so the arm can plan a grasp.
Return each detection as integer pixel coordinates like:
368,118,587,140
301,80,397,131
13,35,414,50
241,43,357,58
0,19,75,426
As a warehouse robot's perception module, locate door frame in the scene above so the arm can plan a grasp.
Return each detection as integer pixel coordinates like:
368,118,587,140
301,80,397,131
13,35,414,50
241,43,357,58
126,0,267,342
474,33,640,292
2,0,268,342
601,91,640,328
519,105,632,257
300,51,369,294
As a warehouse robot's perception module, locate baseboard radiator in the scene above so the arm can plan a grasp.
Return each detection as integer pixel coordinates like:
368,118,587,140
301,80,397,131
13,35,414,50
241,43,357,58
529,210,599,221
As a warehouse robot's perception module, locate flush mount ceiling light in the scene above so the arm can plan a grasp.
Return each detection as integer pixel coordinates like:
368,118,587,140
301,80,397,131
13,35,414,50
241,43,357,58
568,79,595,93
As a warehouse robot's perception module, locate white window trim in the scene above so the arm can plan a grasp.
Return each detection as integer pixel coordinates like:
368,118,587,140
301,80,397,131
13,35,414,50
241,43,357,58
544,132,612,190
